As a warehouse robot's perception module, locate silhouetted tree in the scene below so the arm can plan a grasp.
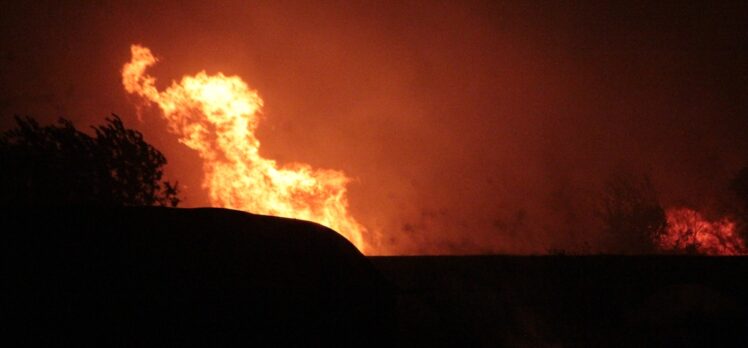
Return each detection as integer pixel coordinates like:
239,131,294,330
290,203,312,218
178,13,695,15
729,166,748,242
597,173,666,254
0,115,179,207
730,166,748,211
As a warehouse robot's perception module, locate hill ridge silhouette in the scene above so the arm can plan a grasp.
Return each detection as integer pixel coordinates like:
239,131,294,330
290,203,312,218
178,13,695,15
2,206,395,346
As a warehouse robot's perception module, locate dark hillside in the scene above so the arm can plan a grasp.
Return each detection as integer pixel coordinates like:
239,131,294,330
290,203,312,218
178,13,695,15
5,206,747,347
2,207,395,346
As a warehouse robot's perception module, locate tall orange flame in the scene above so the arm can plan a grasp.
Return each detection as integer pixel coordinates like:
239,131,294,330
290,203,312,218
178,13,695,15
122,45,367,252
659,208,746,255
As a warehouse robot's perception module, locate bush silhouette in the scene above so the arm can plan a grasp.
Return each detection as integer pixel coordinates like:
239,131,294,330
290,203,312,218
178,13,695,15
0,115,179,207
729,166,748,243
597,173,666,254
731,166,748,210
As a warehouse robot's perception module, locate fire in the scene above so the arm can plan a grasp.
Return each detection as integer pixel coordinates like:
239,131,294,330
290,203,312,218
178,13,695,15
658,208,746,255
122,45,368,252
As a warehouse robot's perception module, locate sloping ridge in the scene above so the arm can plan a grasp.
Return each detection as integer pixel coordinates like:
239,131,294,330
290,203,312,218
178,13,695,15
2,207,395,346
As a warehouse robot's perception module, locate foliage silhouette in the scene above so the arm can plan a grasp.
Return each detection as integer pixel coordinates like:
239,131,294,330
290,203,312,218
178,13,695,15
730,166,748,210
0,115,179,207
597,173,666,254
729,166,748,242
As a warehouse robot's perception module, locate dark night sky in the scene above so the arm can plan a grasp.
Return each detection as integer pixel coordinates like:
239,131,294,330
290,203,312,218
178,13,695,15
2,1,747,254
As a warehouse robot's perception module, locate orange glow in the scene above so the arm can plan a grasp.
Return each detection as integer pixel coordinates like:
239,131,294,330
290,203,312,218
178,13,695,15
122,44,368,252
658,208,746,255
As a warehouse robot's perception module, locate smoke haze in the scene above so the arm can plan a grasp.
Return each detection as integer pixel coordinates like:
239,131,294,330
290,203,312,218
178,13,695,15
2,1,747,254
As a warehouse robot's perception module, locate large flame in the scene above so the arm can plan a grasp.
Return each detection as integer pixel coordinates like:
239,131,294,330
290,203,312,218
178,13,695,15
122,45,367,252
658,208,746,255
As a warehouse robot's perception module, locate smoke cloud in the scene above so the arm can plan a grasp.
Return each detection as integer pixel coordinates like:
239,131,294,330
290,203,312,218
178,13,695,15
2,1,747,254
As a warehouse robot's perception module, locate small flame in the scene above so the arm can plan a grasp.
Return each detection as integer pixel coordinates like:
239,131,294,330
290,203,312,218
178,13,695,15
658,208,746,255
122,45,368,252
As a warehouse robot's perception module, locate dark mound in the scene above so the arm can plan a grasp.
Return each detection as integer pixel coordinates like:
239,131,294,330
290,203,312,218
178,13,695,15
2,207,395,346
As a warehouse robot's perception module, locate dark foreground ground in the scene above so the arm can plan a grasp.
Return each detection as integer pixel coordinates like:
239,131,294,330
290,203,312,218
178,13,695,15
3,207,748,347
371,255,748,347
2,207,395,347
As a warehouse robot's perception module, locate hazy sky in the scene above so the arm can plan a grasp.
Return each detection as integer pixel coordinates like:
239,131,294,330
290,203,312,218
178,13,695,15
2,1,747,254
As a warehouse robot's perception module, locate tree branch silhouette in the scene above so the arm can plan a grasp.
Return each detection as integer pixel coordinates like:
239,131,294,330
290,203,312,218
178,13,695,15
0,115,179,207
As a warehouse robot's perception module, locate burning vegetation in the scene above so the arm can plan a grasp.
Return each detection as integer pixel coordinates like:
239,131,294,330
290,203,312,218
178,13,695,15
122,45,368,252
599,174,747,255
120,44,748,256
658,208,746,255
